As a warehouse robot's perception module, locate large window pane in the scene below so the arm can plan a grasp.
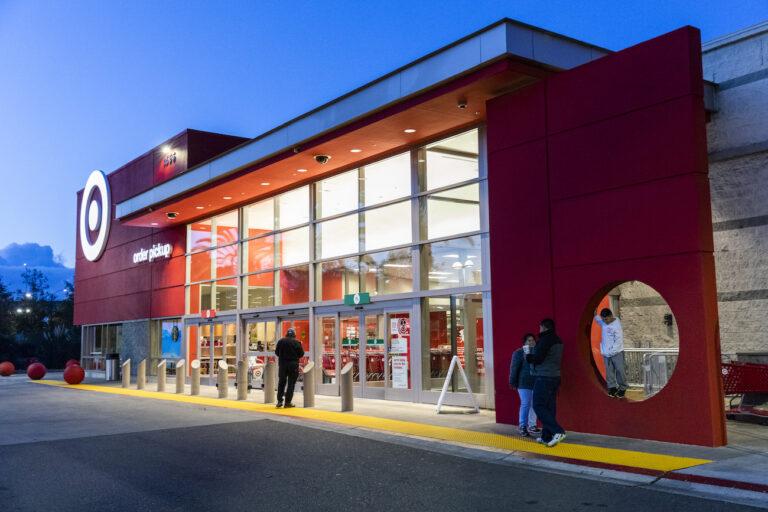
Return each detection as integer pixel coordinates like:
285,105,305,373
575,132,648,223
243,235,275,273
455,293,486,393
316,170,359,219
214,211,239,246
423,235,482,290
361,248,412,296
277,186,309,229
425,297,451,391
316,213,359,259
315,257,359,301
278,266,309,305
188,220,212,253
214,278,238,311
243,198,274,237
243,272,275,309
215,244,239,278
422,129,479,191
363,152,411,206
278,226,309,267
187,283,212,314
424,184,480,240
188,250,212,282
364,201,411,251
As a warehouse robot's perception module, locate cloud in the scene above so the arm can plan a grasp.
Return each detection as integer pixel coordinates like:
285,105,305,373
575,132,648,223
0,243,67,268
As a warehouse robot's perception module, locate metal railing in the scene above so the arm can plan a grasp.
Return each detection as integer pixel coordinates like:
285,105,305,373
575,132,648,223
623,348,679,396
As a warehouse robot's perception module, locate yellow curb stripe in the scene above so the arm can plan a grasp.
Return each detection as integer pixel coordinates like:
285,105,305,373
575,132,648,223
33,380,711,472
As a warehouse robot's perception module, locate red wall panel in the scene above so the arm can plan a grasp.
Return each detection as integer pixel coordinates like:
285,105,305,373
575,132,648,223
487,27,725,446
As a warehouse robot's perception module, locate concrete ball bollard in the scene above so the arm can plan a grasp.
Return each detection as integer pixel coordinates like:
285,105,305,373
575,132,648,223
65,359,80,368
0,361,15,376
27,362,47,380
63,364,85,385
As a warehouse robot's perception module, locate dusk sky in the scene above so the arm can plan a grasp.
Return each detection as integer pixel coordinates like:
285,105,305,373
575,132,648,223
1,0,767,267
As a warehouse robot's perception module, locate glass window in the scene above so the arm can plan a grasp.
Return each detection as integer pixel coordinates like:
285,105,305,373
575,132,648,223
423,235,482,290
278,226,309,267
243,273,275,309
187,282,212,314
243,198,274,237
315,257,359,301
316,213,359,259
214,278,238,311
316,170,359,219
423,184,480,240
278,265,309,305
214,211,239,246
421,129,478,191
215,244,239,278
277,186,309,229
363,152,411,206
361,248,413,296
243,235,275,273
188,220,212,253
188,250,212,283
363,200,411,251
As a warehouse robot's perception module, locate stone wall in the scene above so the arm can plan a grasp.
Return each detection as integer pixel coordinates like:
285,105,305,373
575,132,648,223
704,22,768,358
120,319,150,375
607,282,679,349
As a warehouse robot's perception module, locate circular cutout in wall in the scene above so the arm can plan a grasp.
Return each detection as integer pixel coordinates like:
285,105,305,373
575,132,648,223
589,281,679,401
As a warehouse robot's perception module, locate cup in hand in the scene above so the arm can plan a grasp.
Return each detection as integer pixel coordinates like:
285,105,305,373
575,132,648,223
523,345,531,355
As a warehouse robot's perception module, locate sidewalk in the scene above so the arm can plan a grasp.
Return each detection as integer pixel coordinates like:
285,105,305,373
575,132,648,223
34,374,768,503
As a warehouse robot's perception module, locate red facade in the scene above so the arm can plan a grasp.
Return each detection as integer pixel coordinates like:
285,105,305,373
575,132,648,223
487,27,725,446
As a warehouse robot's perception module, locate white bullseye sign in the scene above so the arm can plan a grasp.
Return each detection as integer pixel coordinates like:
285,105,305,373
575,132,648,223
79,170,111,262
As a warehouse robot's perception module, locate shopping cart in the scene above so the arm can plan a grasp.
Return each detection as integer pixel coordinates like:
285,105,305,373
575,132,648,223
721,362,768,423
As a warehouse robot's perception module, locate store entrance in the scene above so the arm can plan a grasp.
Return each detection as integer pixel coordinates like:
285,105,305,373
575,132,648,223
316,306,412,401
186,320,237,386
244,314,310,389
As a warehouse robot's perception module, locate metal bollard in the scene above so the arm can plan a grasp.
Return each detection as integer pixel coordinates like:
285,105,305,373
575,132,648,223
121,359,131,388
237,360,248,400
190,359,200,395
175,359,185,394
157,360,166,392
217,360,228,398
136,359,147,390
302,361,315,408
264,360,276,404
340,362,353,412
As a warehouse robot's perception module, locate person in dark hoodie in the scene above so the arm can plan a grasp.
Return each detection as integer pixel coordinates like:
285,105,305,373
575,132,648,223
525,318,566,447
274,328,305,408
509,333,540,437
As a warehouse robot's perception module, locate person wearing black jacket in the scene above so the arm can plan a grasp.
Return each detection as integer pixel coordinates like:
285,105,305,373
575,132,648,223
509,333,539,437
274,328,305,408
525,318,566,447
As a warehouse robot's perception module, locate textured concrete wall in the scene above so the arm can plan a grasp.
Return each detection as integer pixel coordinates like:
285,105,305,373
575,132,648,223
120,320,150,375
609,282,679,349
704,23,768,357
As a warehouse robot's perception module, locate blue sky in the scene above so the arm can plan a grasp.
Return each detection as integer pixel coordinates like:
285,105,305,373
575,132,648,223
1,0,766,267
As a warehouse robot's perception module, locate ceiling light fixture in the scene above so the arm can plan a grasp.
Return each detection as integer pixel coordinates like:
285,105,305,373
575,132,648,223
195,206,204,210
350,148,362,153
404,128,416,133
150,222,159,226
260,182,270,186
297,168,308,173
223,196,232,200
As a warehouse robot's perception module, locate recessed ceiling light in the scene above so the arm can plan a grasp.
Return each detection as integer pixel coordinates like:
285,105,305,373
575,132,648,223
350,148,362,153
151,222,158,226
297,168,308,173
404,128,416,133
223,196,232,200
195,206,204,210
260,182,270,186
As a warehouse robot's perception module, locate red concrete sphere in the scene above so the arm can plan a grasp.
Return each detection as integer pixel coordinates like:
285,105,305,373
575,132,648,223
0,361,15,376
65,359,80,368
63,364,85,385
26,362,47,380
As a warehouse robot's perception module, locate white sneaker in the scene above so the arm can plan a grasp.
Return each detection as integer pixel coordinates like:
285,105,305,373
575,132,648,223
547,433,566,447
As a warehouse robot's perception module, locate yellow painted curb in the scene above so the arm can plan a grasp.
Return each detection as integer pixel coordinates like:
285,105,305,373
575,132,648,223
33,380,710,472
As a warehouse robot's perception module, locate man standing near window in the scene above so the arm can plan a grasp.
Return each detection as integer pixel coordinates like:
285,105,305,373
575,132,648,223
526,318,566,447
275,328,304,408
595,308,627,398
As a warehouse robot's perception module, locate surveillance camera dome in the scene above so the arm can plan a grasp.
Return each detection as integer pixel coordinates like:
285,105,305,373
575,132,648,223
314,154,331,164
166,212,178,219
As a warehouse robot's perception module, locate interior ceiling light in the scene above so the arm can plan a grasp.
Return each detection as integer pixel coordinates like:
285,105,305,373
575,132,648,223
297,168,308,173
223,196,232,200
350,148,362,153
404,128,416,133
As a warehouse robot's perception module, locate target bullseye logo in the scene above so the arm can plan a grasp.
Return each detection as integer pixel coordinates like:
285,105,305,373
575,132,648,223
79,170,111,262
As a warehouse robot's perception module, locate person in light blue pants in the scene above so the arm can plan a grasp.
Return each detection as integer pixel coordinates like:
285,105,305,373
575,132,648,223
509,333,539,436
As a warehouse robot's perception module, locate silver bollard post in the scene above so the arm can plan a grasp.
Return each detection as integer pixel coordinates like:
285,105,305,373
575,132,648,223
340,362,353,412
237,360,248,400
217,360,228,399
121,359,131,388
264,360,276,404
175,359,186,394
190,359,200,395
156,359,166,392
302,361,315,408
136,359,147,390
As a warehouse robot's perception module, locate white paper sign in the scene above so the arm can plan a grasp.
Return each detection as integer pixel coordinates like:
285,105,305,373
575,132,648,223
391,355,408,389
391,337,407,354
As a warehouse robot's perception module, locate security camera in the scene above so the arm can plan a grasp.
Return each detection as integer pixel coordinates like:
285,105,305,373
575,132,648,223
166,212,178,219
314,154,331,164
457,99,468,109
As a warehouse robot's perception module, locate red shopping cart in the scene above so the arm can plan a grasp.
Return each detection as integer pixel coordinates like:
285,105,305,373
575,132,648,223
721,362,768,422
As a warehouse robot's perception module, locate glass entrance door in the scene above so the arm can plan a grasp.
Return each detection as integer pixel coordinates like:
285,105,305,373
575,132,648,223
192,321,237,386
245,319,278,389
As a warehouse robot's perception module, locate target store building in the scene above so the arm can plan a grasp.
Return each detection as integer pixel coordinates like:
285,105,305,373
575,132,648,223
75,19,727,446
